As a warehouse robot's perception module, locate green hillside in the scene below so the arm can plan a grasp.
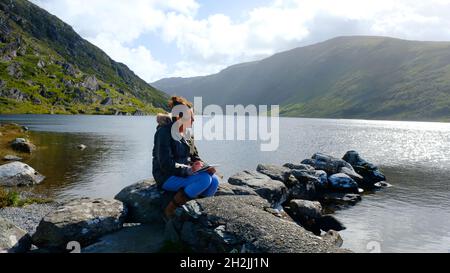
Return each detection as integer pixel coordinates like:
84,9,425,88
153,36,450,121
0,0,168,115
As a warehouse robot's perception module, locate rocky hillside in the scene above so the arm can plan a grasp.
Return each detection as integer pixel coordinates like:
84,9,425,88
154,36,450,122
0,0,168,115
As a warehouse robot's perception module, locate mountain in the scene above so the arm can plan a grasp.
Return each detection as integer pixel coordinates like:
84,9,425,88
0,0,168,115
153,36,450,121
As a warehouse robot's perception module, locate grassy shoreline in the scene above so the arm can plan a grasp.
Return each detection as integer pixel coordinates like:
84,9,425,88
0,123,54,208
0,188,53,209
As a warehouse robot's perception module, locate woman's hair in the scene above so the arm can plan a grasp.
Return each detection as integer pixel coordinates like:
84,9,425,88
168,96,193,109
169,96,193,122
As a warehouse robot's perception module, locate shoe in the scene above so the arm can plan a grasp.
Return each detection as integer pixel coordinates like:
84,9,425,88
164,190,190,220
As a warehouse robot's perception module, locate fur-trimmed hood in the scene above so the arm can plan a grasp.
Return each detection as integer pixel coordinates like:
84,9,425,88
156,113,173,127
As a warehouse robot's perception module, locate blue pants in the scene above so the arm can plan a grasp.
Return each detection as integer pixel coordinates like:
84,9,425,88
162,172,220,199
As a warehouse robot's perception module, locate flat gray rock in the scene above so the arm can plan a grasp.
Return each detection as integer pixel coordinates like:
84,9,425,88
115,179,171,224
0,162,45,186
3,155,23,161
0,217,32,253
283,163,315,173
172,195,346,253
289,200,323,221
328,173,359,193
82,223,166,253
256,164,292,183
229,170,288,207
215,182,259,197
32,198,127,250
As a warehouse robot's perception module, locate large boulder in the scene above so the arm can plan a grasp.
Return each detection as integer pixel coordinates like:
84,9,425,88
115,179,171,224
7,62,22,79
284,174,317,201
342,151,387,188
11,138,36,153
0,162,45,186
342,150,368,167
256,164,292,183
100,97,113,106
287,162,328,188
228,170,288,207
314,170,328,186
291,169,328,188
287,200,345,235
339,167,363,182
39,86,56,99
0,88,28,102
302,153,357,176
256,164,320,201
170,195,346,253
82,223,166,253
328,173,359,194
215,182,259,197
81,75,99,91
289,200,323,222
0,217,32,253
283,163,315,173
36,59,46,69
62,63,79,77
32,198,127,250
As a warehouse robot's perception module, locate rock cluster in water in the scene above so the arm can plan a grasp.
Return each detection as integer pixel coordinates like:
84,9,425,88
11,138,36,154
0,150,388,253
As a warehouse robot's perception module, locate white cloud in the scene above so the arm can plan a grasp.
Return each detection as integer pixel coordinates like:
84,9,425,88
162,13,248,61
170,61,228,78
31,0,198,81
33,0,171,42
161,0,450,78
32,0,450,82
90,34,167,82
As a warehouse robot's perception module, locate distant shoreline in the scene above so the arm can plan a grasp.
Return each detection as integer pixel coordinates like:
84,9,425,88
1,113,449,124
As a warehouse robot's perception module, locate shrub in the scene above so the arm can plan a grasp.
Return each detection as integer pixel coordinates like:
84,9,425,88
0,187,21,208
0,187,52,208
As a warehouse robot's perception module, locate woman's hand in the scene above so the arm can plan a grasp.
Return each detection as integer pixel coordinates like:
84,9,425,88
192,161,204,172
207,167,217,175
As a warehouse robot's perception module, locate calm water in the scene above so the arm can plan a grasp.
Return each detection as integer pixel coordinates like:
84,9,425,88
1,114,449,253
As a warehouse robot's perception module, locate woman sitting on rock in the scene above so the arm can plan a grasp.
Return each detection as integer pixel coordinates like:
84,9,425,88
152,96,219,219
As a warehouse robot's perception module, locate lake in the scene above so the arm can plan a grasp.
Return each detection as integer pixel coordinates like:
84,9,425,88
1,114,449,253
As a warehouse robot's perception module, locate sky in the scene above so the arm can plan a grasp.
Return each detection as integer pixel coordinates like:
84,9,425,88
31,0,450,83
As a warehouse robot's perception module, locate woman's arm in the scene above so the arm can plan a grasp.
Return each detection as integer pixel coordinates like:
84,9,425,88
188,137,202,163
156,128,193,177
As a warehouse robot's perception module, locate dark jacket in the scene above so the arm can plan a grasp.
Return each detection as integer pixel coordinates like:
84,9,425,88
152,114,202,187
